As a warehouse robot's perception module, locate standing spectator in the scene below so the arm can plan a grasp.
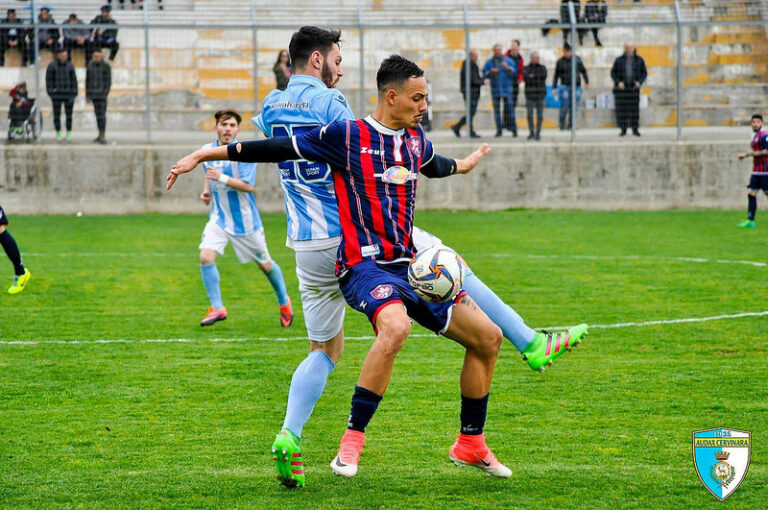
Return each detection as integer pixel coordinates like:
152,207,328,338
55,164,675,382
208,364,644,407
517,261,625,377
482,44,517,137
62,13,90,62
273,49,291,91
560,0,585,45
611,41,647,136
451,49,483,138
504,39,524,136
1,9,28,67
46,48,77,142
87,5,119,62
552,43,589,130
523,52,547,140
86,51,111,144
29,7,60,63
584,0,607,47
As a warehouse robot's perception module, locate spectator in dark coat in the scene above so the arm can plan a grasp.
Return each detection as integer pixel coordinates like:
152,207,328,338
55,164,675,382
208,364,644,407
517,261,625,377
86,51,112,144
504,39,524,134
63,13,90,62
87,5,119,62
560,0,586,45
611,41,647,136
29,7,60,62
584,0,607,47
451,49,483,138
523,52,547,140
552,43,589,130
273,49,290,91
1,9,28,66
46,48,78,141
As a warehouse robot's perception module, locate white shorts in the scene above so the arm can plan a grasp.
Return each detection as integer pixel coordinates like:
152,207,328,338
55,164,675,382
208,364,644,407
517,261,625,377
199,221,272,265
295,245,345,342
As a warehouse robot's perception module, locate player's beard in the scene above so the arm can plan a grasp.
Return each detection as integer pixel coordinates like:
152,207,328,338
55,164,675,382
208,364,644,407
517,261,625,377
321,61,336,88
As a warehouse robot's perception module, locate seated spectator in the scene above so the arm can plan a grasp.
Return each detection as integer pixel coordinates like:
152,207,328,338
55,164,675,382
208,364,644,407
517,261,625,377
88,5,119,62
1,9,28,67
584,0,607,47
29,7,60,62
8,81,32,136
63,13,89,62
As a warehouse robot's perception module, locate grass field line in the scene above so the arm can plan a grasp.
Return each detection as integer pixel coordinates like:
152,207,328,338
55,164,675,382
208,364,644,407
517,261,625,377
3,309,767,346
26,252,768,268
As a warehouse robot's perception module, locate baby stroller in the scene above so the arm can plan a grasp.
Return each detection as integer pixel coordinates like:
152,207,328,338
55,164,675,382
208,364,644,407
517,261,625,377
7,97,40,142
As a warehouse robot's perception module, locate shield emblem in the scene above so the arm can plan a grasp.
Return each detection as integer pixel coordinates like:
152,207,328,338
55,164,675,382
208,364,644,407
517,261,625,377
692,427,751,501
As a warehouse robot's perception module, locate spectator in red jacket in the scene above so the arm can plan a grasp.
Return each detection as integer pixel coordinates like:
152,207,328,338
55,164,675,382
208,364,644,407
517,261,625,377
504,40,524,136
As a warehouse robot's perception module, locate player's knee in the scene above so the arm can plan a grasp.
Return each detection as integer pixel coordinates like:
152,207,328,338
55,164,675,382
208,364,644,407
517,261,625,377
376,314,411,355
200,251,215,265
474,322,503,359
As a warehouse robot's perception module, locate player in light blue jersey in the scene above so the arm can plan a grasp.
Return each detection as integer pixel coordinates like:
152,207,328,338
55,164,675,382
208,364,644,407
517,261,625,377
197,109,292,327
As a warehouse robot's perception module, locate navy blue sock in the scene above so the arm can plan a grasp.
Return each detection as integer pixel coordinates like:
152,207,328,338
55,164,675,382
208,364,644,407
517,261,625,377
0,230,24,276
460,393,489,435
748,194,757,221
347,385,383,433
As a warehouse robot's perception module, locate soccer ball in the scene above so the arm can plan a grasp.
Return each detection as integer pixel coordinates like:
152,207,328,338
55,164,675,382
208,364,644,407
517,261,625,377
408,246,464,303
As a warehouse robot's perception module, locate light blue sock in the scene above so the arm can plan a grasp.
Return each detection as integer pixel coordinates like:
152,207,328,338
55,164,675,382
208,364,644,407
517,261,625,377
463,267,536,353
265,262,290,306
282,350,335,438
200,263,223,309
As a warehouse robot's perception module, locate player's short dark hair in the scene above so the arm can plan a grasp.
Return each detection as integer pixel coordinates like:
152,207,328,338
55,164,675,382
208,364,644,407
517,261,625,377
376,55,424,93
752,113,763,121
289,26,342,69
215,109,242,125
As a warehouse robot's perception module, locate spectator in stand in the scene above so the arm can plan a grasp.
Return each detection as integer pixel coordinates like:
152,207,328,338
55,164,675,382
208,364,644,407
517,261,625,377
523,51,547,141
8,81,31,135
451,48,483,138
584,0,607,47
611,41,647,136
86,50,112,144
30,7,60,62
46,48,78,142
1,9,28,67
483,43,517,137
273,49,291,91
62,13,90,63
504,39,524,136
552,43,589,130
560,0,585,45
88,5,119,62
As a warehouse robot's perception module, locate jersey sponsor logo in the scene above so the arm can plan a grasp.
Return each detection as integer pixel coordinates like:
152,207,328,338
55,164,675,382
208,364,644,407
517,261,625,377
370,284,393,300
408,137,421,157
380,165,412,185
360,146,383,155
361,244,381,257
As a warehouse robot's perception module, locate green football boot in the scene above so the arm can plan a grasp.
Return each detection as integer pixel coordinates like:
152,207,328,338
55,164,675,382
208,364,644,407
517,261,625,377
271,429,304,488
737,220,755,228
522,323,588,372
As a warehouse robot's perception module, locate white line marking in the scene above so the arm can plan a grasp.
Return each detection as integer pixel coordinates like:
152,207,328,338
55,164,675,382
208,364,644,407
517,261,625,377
3,310,766,346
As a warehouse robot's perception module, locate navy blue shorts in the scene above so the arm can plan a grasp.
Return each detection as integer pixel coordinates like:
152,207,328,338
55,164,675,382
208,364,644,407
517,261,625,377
747,174,768,193
340,260,464,334
0,205,7,226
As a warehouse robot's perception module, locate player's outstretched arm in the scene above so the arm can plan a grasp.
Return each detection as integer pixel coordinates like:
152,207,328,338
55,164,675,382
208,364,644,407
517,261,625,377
455,143,491,174
167,145,229,190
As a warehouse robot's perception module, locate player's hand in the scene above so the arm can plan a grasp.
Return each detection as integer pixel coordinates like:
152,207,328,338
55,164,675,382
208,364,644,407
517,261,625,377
737,152,748,160
456,143,491,174
200,190,211,205
167,152,201,190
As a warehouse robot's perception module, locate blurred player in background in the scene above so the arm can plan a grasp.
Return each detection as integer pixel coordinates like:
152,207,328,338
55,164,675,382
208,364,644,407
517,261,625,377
737,113,768,228
0,205,31,294
197,109,292,327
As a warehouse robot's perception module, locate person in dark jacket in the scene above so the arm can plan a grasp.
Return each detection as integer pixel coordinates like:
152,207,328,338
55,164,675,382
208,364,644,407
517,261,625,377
87,5,119,62
523,52,547,140
552,43,589,130
584,0,607,47
46,48,78,141
560,0,586,45
273,49,290,91
63,13,90,62
610,41,647,136
29,7,60,62
1,9,28,66
451,49,483,138
504,39,524,134
86,51,111,144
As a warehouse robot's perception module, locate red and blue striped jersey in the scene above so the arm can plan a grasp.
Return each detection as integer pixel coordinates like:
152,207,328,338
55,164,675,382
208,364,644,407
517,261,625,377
293,116,435,274
751,129,768,174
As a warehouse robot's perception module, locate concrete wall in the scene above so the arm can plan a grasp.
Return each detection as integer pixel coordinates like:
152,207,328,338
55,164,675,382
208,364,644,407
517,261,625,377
0,140,748,215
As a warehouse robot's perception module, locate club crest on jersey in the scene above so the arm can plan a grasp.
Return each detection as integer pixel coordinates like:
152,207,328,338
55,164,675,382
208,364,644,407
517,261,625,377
408,137,421,157
693,427,751,501
381,165,412,184
370,284,393,300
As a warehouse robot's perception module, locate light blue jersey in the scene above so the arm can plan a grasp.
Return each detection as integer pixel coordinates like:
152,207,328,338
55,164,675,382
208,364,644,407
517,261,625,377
255,74,355,251
203,140,262,236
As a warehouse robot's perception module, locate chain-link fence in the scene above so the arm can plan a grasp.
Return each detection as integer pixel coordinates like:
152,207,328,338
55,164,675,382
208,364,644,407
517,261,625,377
0,0,766,143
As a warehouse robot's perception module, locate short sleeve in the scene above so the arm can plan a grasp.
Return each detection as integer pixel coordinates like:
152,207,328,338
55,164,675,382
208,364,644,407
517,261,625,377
293,121,348,169
760,133,768,150
238,162,257,185
327,90,356,122
253,113,268,137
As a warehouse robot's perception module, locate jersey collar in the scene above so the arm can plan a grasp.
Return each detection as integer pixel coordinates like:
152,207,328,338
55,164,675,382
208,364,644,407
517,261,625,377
365,115,405,136
288,74,327,89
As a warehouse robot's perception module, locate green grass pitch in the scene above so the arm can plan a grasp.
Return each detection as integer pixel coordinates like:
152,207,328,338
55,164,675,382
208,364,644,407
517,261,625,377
1,210,766,509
